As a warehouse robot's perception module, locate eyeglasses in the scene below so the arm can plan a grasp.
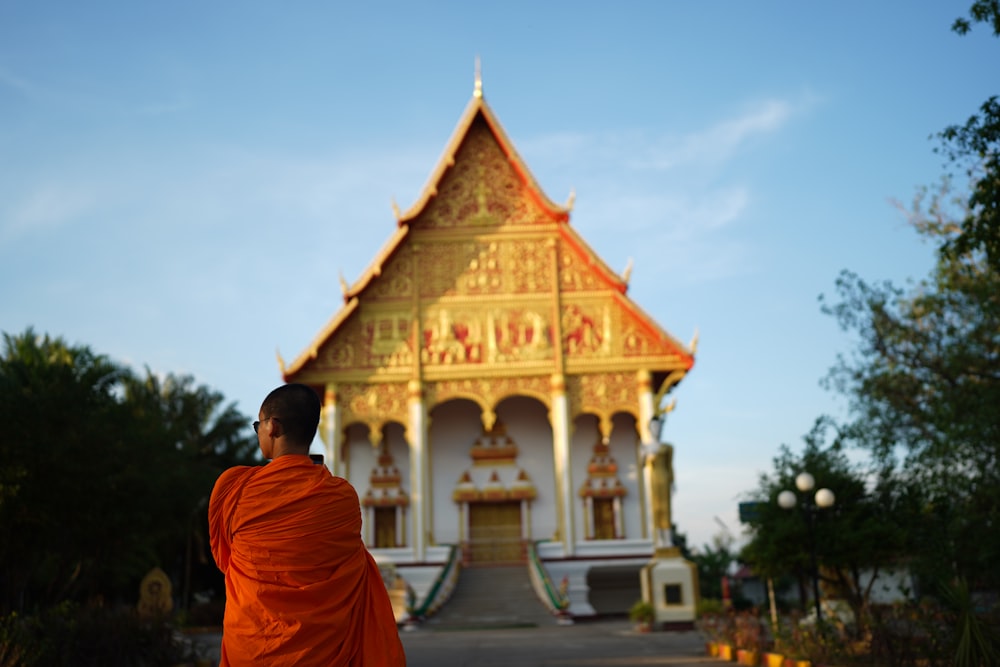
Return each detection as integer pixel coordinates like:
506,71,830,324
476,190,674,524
252,417,280,433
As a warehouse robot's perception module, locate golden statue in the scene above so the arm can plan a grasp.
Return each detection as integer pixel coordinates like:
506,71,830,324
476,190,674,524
138,567,173,618
651,443,675,542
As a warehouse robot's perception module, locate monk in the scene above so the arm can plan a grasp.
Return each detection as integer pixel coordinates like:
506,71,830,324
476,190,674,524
209,383,406,666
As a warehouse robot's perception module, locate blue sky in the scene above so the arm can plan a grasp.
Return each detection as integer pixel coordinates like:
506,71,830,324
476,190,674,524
1,2,994,550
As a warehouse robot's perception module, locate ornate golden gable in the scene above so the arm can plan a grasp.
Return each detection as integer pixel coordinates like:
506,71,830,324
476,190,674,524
284,87,694,431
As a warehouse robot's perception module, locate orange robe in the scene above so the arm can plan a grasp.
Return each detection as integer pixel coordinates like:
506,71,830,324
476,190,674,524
209,455,406,666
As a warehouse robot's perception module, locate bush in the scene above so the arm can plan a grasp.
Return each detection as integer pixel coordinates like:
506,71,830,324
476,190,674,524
0,603,195,667
696,598,725,617
628,600,655,624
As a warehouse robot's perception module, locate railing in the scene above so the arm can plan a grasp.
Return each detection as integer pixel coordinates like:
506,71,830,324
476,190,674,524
406,544,461,620
527,541,570,617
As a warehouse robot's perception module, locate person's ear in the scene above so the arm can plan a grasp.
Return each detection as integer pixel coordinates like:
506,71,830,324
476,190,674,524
268,417,283,438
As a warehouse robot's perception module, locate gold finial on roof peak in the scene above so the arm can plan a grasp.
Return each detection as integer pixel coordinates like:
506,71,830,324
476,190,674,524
474,55,483,98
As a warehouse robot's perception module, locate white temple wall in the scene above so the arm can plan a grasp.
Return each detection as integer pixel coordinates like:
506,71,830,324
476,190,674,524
342,394,648,557
342,423,371,482
427,399,483,546
570,413,644,543
495,396,556,542
569,415,598,543
611,413,644,541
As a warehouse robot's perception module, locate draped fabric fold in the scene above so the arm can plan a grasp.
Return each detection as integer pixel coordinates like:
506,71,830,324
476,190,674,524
210,455,406,666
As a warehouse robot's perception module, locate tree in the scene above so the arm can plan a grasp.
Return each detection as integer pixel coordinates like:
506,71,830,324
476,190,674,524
938,2,1000,272
821,175,1000,592
691,530,737,603
0,328,258,614
740,419,905,629
0,329,135,610
120,370,259,608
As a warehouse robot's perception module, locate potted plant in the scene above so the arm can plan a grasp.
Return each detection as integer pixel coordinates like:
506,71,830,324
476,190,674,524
733,610,766,665
695,607,724,656
628,600,655,632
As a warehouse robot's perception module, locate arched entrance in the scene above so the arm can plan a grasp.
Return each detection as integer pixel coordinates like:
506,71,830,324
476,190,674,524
452,426,537,566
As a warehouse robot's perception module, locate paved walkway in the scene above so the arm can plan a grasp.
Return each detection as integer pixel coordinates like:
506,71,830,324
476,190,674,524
185,619,720,667
402,619,716,667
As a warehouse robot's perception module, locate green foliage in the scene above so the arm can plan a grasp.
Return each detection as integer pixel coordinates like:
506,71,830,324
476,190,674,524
820,181,1000,592
943,2,1000,272
952,1,1000,38
0,603,196,667
690,531,736,601
0,328,259,614
940,578,1000,667
628,599,654,623
696,597,725,618
865,587,1000,667
738,8,1000,666
771,612,853,664
740,419,905,628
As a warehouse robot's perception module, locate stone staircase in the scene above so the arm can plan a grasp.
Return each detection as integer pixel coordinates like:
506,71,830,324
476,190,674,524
423,564,559,629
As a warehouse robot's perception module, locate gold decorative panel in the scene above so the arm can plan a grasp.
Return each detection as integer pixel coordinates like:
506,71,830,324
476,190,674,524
337,381,409,429
557,243,605,293
419,118,547,230
420,305,554,367
416,238,553,298
365,245,414,301
427,375,551,412
283,94,695,428
561,302,612,359
565,373,639,423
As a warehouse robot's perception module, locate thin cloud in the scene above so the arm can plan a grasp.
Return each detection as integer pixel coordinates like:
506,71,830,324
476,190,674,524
515,94,818,287
630,98,795,170
2,184,101,240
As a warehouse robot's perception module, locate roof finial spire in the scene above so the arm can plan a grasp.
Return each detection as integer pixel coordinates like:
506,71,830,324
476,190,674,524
474,55,483,98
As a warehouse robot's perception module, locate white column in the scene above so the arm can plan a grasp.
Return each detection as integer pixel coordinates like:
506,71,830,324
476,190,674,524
613,497,623,539
322,385,342,477
407,380,429,562
551,374,575,556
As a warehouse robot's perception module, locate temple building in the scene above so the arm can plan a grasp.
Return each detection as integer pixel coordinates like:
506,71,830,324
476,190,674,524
281,73,696,621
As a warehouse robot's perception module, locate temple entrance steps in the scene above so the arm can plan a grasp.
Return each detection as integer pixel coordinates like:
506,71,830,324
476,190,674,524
423,564,559,629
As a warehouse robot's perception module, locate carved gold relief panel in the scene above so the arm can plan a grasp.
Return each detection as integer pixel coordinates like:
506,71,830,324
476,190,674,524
420,304,554,367
561,301,614,360
416,238,553,299
337,381,409,430
559,297,683,364
564,373,638,424
427,376,551,412
557,241,605,293
365,245,414,301
419,118,546,230
315,309,414,372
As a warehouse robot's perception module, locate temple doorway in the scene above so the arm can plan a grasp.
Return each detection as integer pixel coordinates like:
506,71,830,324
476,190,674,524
467,501,523,564
373,507,397,548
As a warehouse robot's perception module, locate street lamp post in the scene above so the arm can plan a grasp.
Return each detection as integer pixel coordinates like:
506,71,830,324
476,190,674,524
777,472,835,624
